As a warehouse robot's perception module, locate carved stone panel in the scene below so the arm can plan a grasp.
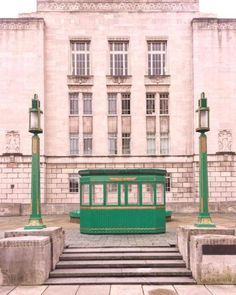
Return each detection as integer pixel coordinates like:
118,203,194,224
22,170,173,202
5,131,20,154
69,116,79,133
108,116,118,133
83,116,93,133
218,129,232,152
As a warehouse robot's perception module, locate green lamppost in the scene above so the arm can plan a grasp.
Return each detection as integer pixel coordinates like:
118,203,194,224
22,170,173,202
195,92,215,228
25,94,46,230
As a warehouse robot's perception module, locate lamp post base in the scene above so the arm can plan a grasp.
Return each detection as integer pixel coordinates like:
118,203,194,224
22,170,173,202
195,216,216,228
24,218,46,230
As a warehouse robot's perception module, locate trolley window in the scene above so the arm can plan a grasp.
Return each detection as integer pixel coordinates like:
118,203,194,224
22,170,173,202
81,184,90,205
142,183,155,205
106,183,118,205
92,184,104,205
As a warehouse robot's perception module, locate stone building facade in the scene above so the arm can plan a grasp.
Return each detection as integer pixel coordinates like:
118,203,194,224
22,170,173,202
0,0,236,215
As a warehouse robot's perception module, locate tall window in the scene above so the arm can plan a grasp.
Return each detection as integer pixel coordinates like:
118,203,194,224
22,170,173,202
70,133,79,154
146,93,156,115
83,133,92,155
69,174,79,193
122,133,131,154
121,93,130,115
147,132,156,155
160,133,169,155
108,93,117,115
160,93,169,114
83,93,92,114
71,41,90,76
110,41,128,76
108,133,118,155
166,173,171,192
148,41,167,76
69,93,79,115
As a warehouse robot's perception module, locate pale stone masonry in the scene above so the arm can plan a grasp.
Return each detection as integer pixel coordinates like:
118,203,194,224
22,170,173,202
0,0,236,214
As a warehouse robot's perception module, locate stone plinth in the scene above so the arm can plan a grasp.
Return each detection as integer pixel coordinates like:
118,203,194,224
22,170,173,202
177,225,235,268
190,234,236,284
4,227,65,270
0,236,51,285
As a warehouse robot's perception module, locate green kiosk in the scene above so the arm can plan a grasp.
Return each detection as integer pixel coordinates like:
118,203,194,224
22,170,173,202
79,168,167,234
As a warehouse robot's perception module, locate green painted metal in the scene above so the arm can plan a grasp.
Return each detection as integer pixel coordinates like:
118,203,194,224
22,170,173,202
25,99,46,230
195,133,215,227
69,210,80,218
79,168,166,234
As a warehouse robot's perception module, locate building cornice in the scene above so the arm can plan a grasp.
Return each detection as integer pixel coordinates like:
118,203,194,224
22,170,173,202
0,18,44,30
192,18,236,30
37,1,199,13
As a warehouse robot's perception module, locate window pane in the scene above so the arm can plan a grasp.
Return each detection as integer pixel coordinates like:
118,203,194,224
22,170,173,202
146,93,155,114
69,174,79,193
82,184,89,205
147,133,156,154
110,41,128,76
122,133,131,154
69,93,79,115
108,93,117,114
120,184,125,205
70,133,79,154
83,93,92,114
83,134,92,155
166,173,171,192
121,93,130,115
147,41,166,76
156,184,164,205
160,133,169,155
142,184,154,205
108,133,117,155
128,184,139,205
106,183,118,205
92,184,103,205
71,41,90,76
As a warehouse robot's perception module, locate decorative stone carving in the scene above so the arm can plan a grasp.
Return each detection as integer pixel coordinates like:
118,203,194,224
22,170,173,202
218,129,232,152
37,1,199,13
0,19,44,30
67,75,94,86
145,75,171,86
193,19,236,30
5,131,20,154
106,75,132,86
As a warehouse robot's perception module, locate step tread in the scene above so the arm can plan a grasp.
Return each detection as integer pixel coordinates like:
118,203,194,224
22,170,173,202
63,247,179,254
50,267,192,277
60,253,182,261
57,260,186,268
45,276,196,285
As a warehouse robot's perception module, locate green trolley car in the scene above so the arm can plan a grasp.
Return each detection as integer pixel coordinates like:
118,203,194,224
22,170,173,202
79,168,167,234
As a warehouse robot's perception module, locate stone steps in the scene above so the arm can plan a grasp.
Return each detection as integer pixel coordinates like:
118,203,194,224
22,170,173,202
46,246,196,285
60,252,182,261
50,267,192,277
56,259,186,269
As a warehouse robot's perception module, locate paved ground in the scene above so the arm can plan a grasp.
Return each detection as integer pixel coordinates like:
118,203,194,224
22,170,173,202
1,213,236,246
1,284,236,295
0,213,236,294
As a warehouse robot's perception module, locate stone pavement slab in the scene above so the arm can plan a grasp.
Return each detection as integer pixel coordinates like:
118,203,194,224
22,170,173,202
43,285,79,295
206,285,236,295
76,285,110,295
110,285,143,295
8,286,47,295
174,285,211,295
0,286,15,295
143,285,176,294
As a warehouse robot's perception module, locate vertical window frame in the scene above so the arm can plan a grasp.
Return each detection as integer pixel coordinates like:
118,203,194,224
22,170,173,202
148,41,167,76
109,41,129,76
69,173,79,193
71,40,90,76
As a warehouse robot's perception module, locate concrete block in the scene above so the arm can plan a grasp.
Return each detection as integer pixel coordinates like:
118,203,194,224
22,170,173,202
177,225,235,268
0,236,51,285
0,204,20,217
4,227,65,270
190,234,236,284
